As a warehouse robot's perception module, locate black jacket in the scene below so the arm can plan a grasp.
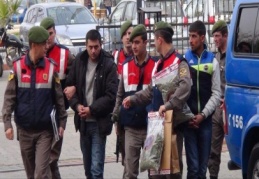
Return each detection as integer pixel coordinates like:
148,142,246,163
66,49,118,135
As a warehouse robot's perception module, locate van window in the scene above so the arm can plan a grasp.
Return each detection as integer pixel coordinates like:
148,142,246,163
215,0,235,14
234,7,258,54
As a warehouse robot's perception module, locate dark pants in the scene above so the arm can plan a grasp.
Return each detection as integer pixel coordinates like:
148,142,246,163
208,107,224,178
18,127,53,179
149,128,183,179
183,117,212,179
50,137,63,179
80,122,107,179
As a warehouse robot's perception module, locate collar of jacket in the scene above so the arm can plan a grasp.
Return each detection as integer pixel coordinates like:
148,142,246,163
79,49,108,67
25,53,45,68
190,43,210,59
160,47,175,60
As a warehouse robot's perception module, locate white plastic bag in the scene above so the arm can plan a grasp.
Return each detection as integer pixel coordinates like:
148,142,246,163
153,62,179,103
140,112,164,172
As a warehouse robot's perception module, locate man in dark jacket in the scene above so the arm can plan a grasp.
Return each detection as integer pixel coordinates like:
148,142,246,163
40,17,75,179
184,20,221,179
66,29,118,178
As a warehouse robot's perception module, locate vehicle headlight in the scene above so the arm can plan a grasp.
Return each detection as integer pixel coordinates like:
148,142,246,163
99,28,111,44
56,34,73,46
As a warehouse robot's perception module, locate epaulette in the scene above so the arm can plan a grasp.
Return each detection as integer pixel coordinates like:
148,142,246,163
47,57,58,66
175,53,187,63
13,56,22,62
149,56,158,62
123,56,133,65
56,43,69,50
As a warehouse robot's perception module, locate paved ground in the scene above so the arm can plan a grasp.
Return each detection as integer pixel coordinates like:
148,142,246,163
0,70,242,178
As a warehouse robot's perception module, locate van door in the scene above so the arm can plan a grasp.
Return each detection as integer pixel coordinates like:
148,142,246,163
225,3,259,172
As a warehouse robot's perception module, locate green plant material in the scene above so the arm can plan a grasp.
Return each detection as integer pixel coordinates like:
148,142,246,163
0,0,22,27
140,134,164,172
140,114,164,173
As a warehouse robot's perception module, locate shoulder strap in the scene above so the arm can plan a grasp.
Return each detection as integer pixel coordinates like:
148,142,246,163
122,56,133,65
175,52,187,63
113,50,119,65
47,57,58,66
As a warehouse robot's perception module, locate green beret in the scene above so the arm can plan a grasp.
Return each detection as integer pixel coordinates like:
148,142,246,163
212,20,227,34
154,21,174,36
120,20,132,39
28,26,49,43
40,17,55,30
130,24,146,42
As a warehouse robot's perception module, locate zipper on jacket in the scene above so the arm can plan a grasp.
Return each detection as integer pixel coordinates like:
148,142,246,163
196,50,205,113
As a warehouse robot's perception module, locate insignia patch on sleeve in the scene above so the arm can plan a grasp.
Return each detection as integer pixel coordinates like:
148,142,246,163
8,73,14,81
179,68,187,78
55,76,60,84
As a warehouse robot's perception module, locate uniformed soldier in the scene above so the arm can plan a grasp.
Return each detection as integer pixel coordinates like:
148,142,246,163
208,20,228,179
113,24,156,179
112,20,133,79
122,21,193,179
40,17,74,179
112,20,133,176
2,26,68,179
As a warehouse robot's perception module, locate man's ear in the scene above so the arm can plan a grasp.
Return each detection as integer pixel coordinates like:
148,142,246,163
144,39,148,45
200,34,205,43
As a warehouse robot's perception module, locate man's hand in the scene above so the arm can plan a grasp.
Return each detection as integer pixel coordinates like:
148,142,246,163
59,127,65,138
194,114,204,125
158,105,166,117
122,96,131,109
188,114,205,129
77,104,85,117
77,105,91,119
188,118,199,129
64,86,76,100
5,128,14,140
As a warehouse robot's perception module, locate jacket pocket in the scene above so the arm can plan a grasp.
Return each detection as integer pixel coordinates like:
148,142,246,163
97,114,113,136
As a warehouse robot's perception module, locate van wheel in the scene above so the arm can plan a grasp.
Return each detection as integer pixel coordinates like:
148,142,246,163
247,143,259,179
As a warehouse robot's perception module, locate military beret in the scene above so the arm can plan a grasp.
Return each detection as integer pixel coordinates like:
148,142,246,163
120,20,132,39
28,26,49,43
154,21,174,36
40,17,55,30
129,24,146,42
212,20,227,34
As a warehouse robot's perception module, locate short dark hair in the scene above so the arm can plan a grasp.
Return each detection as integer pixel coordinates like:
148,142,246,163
140,33,147,42
218,26,228,36
47,25,55,31
86,29,102,44
189,20,206,36
131,33,147,42
154,30,173,43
